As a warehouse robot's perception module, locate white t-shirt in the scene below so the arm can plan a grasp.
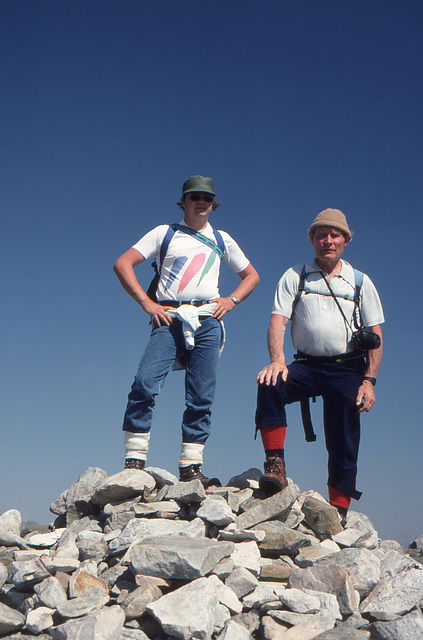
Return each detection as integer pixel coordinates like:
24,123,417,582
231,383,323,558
272,259,385,356
132,221,250,302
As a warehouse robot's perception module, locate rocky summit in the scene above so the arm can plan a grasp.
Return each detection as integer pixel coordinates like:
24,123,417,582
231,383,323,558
1,467,423,640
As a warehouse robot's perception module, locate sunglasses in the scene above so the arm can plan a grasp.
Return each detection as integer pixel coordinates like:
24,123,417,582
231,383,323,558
187,193,214,203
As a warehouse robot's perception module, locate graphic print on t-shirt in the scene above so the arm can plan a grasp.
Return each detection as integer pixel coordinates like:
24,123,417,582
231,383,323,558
163,256,188,293
177,253,206,293
196,251,218,287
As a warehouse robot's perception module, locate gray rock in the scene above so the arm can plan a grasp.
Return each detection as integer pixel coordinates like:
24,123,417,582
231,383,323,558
0,527,27,549
49,604,125,639
117,577,162,620
197,496,236,526
132,500,180,516
119,629,150,640
0,601,25,636
63,467,108,525
230,540,261,576
345,511,377,537
289,563,359,615
225,567,258,599
378,539,404,553
295,544,338,567
259,557,293,581
147,576,222,640
56,591,110,618
0,562,8,589
34,576,67,608
208,574,243,614
108,515,206,554
227,469,262,490
359,563,423,620
75,530,108,561
279,588,321,613
212,555,235,580
301,496,343,539
67,515,102,533
207,487,242,513
25,606,55,634
144,466,178,486
129,535,234,580
8,559,50,590
91,469,155,506
217,618,254,639
242,583,284,609
261,614,290,639
0,509,22,536
255,521,315,558
218,527,265,543
68,566,108,598
235,481,300,530
25,529,65,548
370,608,423,639
313,627,370,639
54,529,79,559
165,479,207,503
315,548,381,597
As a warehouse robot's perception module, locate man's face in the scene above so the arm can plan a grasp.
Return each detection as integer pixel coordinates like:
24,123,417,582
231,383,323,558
181,192,214,218
310,226,350,263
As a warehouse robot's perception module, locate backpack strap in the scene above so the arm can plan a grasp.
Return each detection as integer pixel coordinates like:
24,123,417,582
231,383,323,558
292,264,308,312
158,224,178,271
171,223,225,259
352,268,364,329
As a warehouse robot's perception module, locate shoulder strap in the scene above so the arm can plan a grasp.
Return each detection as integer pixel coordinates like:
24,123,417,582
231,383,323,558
292,265,308,311
170,223,224,259
213,229,225,256
353,268,364,329
157,223,225,274
353,268,363,305
157,224,177,271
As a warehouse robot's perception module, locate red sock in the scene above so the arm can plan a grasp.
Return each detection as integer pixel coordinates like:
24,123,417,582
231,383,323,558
328,486,351,510
261,426,287,453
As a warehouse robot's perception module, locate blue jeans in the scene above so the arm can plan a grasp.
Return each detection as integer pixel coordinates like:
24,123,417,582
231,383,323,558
123,316,221,444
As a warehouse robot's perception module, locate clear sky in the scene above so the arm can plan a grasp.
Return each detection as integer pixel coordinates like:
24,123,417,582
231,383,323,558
1,1,422,547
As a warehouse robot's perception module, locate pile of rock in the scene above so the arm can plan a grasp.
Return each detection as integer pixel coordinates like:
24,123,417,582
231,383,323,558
1,466,423,640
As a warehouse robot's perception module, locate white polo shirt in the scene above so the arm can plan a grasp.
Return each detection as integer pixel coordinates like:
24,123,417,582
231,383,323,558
272,259,384,357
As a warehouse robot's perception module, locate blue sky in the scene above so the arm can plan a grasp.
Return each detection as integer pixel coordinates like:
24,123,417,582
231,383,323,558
2,1,422,547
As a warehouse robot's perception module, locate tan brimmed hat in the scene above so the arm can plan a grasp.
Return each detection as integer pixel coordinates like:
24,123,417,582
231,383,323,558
309,208,352,239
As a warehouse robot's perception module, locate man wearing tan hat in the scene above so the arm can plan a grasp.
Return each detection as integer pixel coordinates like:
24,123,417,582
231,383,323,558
255,208,384,525
114,175,259,485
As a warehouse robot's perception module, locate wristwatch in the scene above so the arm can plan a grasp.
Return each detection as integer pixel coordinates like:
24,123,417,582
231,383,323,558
363,376,376,386
230,295,240,305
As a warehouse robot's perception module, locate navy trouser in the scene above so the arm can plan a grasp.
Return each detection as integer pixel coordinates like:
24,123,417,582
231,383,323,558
255,355,366,499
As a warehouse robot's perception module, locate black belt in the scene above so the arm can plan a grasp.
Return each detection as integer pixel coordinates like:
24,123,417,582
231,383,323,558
158,300,212,308
294,350,363,364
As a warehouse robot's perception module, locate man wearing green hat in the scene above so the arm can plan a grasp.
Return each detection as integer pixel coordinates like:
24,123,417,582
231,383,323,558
114,175,259,485
255,208,384,525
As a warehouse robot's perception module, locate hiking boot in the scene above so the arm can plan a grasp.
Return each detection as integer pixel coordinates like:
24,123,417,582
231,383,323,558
259,455,288,497
125,458,145,470
179,464,221,488
335,505,348,528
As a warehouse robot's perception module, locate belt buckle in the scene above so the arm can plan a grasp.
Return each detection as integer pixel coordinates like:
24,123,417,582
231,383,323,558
189,298,202,307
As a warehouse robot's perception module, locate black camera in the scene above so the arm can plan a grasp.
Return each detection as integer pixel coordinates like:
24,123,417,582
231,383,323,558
351,328,381,351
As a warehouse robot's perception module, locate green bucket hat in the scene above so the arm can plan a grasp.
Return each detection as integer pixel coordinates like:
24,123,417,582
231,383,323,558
182,175,215,197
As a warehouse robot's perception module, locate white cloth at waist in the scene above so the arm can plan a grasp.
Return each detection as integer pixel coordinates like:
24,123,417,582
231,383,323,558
167,303,226,370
